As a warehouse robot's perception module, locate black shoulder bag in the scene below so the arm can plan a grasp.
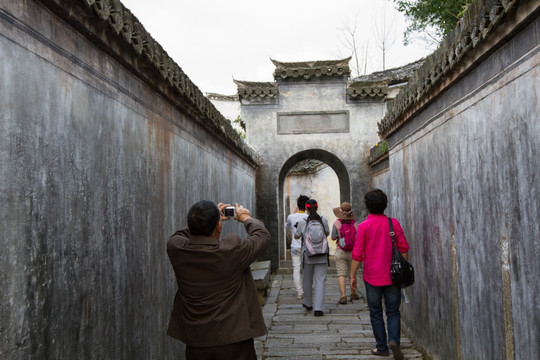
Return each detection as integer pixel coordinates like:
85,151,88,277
388,217,414,288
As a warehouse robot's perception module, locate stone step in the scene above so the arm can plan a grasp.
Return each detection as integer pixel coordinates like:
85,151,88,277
251,260,271,306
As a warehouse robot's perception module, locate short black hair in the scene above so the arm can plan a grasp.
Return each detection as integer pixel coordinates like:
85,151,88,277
364,189,388,214
187,200,220,236
297,195,310,211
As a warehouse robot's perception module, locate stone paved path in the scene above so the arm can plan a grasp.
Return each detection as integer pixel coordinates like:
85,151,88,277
255,272,424,360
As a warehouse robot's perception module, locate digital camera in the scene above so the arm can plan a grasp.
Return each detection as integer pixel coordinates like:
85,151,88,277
224,206,235,217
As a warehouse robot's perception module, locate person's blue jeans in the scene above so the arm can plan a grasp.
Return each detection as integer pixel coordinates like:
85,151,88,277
364,281,402,352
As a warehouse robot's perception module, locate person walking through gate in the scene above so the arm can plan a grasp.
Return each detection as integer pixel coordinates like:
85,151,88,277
166,201,270,360
294,198,330,316
350,189,409,360
330,201,361,304
285,194,310,300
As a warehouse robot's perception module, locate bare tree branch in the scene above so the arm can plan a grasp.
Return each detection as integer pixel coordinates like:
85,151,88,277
373,5,397,71
338,12,366,78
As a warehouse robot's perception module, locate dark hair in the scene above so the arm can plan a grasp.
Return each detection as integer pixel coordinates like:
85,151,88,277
187,200,220,236
297,195,310,211
305,199,323,224
364,189,388,214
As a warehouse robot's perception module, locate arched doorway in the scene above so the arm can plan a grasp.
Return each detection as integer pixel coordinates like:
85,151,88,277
278,149,351,262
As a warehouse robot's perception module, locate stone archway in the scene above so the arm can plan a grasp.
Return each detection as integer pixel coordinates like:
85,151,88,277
238,58,420,271
277,149,351,263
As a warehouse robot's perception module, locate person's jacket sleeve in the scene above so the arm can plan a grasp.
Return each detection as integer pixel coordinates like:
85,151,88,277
235,218,270,270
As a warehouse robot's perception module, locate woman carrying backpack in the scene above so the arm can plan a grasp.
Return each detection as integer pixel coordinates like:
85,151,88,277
331,202,361,305
294,198,330,317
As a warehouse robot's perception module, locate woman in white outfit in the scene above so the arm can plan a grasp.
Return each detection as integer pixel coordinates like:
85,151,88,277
285,195,309,299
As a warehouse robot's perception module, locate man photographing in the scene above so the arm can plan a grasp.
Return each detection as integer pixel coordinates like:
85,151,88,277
166,201,270,360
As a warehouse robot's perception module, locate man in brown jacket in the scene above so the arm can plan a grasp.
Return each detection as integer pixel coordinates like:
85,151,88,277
167,200,270,360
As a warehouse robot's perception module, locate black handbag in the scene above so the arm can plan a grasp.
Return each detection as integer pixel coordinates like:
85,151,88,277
388,217,414,288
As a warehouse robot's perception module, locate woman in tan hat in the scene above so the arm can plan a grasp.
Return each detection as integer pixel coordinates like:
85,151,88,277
331,202,361,304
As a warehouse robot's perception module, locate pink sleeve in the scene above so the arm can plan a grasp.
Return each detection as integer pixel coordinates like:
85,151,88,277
351,223,365,262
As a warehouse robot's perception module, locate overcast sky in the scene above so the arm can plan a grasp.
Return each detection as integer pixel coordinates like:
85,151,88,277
121,0,434,95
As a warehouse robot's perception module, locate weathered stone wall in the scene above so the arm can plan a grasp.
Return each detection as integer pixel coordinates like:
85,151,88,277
0,0,258,359
372,1,540,359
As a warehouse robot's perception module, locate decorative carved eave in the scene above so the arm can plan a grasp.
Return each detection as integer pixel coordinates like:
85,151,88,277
234,80,277,99
288,159,325,175
347,81,390,98
377,0,539,138
272,57,351,80
36,0,260,167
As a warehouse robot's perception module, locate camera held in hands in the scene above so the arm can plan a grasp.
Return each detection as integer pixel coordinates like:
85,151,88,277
224,206,236,217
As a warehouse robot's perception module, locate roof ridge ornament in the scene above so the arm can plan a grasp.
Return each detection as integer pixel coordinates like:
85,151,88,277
270,57,352,80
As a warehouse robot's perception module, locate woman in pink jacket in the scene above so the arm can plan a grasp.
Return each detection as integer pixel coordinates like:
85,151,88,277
350,189,409,360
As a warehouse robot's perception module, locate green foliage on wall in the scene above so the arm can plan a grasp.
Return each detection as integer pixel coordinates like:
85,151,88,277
392,0,472,44
234,115,246,139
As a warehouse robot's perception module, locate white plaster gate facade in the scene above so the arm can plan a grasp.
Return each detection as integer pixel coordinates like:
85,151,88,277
236,58,422,271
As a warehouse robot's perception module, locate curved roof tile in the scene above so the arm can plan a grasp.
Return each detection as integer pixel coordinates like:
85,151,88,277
377,0,532,137
47,0,261,166
271,57,352,79
234,80,277,99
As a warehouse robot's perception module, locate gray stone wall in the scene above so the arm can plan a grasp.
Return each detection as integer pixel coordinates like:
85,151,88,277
0,1,257,359
242,79,383,270
373,4,540,359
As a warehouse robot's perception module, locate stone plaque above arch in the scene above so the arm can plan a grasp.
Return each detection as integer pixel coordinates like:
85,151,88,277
277,111,349,134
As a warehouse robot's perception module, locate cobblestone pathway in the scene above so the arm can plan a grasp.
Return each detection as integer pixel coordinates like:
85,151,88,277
255,272,424,360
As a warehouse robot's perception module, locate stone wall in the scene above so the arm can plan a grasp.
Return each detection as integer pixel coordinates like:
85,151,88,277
372,0,540,359
0,0,258,359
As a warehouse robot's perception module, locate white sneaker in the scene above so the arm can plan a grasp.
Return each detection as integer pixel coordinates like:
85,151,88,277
297,293,303,300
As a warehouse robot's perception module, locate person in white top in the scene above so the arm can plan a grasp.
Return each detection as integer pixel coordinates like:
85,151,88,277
285,194,309,299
